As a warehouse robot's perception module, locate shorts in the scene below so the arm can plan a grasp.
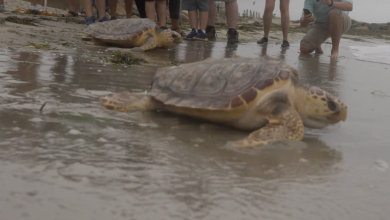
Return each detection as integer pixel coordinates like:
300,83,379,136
300,8,351,50
182,0,208,12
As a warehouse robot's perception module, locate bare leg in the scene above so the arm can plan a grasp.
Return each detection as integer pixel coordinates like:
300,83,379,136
300,44,314,54
96,0,106,20
124,0,133,18
83,0,93,17
328,13,343,58
156,0,166,26
61,0,79,17
225,1,238,29
145,0,156,22
109,0,118,17
171,18,180,30
69,0,79,12
280,0,290,41
315,46,323,54
199,11,208,30
263,0,276,38
188,10,198,29
208,0,216,26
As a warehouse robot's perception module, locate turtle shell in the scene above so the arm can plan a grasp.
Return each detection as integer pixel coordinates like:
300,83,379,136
149,56,299,110
84,18,157,40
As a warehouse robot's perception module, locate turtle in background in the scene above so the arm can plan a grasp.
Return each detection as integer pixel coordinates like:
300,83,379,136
100,56,347,147
84,18,183,51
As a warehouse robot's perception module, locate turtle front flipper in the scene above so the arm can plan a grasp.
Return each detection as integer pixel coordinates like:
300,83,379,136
100,92,161,112
132,37,158,52
230,107,304,147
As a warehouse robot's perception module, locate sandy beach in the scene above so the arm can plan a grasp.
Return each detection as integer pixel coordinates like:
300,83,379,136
1,0,389,55
1,1,390,220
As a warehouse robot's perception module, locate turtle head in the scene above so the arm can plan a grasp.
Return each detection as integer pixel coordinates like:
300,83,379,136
301,86,347,129
157,29,183,48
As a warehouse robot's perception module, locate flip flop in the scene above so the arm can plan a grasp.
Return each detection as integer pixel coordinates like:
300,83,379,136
172,28,186,37
61,10,81,18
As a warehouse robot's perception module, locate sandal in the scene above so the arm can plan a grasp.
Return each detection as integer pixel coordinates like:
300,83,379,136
61,10,79,18
172,28,186,37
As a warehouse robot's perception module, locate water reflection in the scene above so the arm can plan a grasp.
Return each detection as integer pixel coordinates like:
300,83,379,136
223,43,238,58
296,53,343,98
259,44,288,61
183,41,214,63
6,52,40,94
50,54,75,84
3,40,388,220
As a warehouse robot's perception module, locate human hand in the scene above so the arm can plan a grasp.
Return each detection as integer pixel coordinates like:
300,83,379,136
303,14,315,23
321,0,332,6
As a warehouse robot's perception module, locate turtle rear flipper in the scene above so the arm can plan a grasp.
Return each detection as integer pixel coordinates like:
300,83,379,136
100,92,161,112
230,107,304,147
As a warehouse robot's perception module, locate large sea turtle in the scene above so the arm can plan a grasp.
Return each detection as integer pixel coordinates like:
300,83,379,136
100,56,347,147
84,18,183,51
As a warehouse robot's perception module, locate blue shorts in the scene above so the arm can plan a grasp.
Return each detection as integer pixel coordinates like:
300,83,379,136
182,0,209,12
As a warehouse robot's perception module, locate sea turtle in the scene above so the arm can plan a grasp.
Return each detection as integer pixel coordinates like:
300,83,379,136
84,18,183,51
100,56,347,147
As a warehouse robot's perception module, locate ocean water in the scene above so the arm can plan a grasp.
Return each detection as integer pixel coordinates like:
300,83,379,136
349,45,390,65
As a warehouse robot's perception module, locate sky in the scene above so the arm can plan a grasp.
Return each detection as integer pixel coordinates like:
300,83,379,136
237,0,390,23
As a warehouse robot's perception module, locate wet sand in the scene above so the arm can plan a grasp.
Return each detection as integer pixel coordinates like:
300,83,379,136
1,5,390,220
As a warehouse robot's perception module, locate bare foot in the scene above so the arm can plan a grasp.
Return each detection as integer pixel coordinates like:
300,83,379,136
315,46,324,54
172,28,186,37
331,51,339,58
330,47,339,58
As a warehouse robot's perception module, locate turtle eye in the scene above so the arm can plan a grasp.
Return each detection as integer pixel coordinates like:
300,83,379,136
327,101,337,112
171,33,178,39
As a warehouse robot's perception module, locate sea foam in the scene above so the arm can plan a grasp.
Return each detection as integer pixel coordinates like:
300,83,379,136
349,45,390,65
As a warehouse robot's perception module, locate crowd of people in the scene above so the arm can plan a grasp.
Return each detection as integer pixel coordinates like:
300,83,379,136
0,0,353,57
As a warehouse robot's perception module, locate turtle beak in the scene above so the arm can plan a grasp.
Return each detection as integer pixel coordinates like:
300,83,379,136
171,33,183,44
326,102,348,123
338,105,348,121
331,100,347,122
174,37,183,44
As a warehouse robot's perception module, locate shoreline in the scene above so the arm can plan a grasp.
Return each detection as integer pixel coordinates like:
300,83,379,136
0,0,389,56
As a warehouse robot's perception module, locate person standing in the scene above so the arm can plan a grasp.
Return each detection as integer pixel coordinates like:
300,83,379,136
257,0,290,47
182,0,209,40
0,0,4,12
83,0,108,26
168,0,185,36
61,0,82,18
145,0,167,28
206,0,239,44
108,0,134,19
